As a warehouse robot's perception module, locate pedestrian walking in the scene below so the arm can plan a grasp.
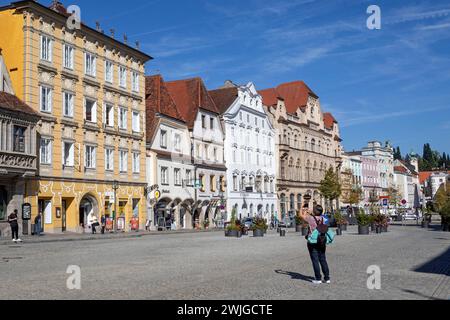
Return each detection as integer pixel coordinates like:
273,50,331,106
8,209,21,243
88,212,99,234
298,204,334,284
34,212,42,236
101,215,106,234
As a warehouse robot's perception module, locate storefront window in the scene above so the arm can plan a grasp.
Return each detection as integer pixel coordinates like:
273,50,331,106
132,199,139,218
119,201,127,217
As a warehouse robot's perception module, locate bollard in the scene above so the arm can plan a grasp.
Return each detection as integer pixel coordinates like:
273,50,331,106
336,228,342,236
280,229,286,237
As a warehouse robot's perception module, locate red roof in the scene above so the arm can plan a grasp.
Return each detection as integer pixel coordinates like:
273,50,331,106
0,91,39,117
165,77,220,129
323,112,337,130
419,172,432,184
394,166,408,173
259,81,318,114
208,86,239,114
145,75,185,142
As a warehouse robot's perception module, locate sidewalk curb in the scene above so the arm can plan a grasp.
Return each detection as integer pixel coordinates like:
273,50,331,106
0,229,222,246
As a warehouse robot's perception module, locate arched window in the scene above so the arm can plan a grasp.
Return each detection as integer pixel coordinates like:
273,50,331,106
290,194,295,212
297,194,302,210
311,139,316,152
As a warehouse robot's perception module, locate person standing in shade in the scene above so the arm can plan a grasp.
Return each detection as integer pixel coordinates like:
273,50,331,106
34,212,42,236
100,215,106,234
298,204,331,284
8,210,21,243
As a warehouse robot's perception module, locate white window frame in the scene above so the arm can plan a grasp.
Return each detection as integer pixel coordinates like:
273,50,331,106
174,133,181,152
174,168,181,186
105,148,114,172
160,130,167,149
84,52,96,77
62,141,74,167
63,44,74,69
132,152,140,174
132,71,139,92
84,98,97,123
84,145,96,169
119,150,128,173
119,107,128,130
161,167,169,185
119,66,127,88
104,103,114,127
40,138,52,165
40,85,52,113
63,91,74,118
40,35,52,62
105,60,114,83
132,111,140,133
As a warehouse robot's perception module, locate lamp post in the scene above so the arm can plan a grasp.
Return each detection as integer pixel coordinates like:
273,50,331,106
112,180,119,233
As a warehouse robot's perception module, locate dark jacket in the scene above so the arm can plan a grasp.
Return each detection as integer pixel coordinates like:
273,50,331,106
8,213,18,227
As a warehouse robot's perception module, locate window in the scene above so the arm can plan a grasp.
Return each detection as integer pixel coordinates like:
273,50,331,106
174,168,181,186
213,147,218,162
85,145,96,169
40,86,52,112
233,176,238,191
210,117,214,129
247,114,250,123
40,35,52,62
202,115,206,129
63,44,74,69
62,142,74,167
40,138,52,164
186,170,192,186
84,52,96,77
119,66,127,88
12,126,26,153
132,71,139,92
105,60,113,83
63,92,74,117
119,150,128,173
132,111,140,132
104,103,114,127
84,99,97,123
132,152,140,173
174,134,181,151
210,175,216,192
119,107,127,129
199,174,205,192
160,130,167,148
161,167,169,185
105,148,114,171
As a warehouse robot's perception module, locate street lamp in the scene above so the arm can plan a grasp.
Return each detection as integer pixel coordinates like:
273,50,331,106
112,180,119,233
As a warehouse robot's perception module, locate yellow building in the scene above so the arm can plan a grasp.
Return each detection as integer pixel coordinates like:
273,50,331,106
0,1,152,233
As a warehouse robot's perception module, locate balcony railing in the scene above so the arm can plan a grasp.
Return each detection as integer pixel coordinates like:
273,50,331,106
0,151,37,171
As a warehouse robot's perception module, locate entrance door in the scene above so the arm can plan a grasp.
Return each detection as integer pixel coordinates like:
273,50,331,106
38,200,51,233
79,199,93,232
62,200,67,232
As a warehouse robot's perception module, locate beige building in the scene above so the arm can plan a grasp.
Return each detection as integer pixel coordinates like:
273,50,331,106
0,1,152,233
260,81,343,219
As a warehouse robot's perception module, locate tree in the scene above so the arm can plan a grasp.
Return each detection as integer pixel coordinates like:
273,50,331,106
368,188,379,215
319,168,342,213
434,182,450,213
394,147,402,160
342,186,364,215
387,186,401,208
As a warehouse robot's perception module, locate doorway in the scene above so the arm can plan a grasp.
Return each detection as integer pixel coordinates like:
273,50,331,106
79,195,98,233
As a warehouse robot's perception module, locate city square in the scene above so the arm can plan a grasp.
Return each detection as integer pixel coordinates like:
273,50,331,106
1,222,449,300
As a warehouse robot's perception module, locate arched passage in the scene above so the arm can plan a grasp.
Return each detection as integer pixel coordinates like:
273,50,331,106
79,194,99,232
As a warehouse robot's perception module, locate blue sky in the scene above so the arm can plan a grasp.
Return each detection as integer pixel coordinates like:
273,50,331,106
4,0,450,155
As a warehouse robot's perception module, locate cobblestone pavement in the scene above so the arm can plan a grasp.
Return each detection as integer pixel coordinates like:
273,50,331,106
1,222,449,300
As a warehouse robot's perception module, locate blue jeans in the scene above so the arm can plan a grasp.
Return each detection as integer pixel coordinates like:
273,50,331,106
307,243,330,281
34,223,41,236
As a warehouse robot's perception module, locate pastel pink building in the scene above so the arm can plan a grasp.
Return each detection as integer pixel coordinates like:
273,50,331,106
361,155,381,204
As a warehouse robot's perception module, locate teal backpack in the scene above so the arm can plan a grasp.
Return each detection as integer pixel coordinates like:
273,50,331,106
307,217,335,246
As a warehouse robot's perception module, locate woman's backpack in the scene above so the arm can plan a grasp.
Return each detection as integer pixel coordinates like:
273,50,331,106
308,216,335,248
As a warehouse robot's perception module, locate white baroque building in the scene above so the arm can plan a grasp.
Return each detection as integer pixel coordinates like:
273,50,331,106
210,81,277,222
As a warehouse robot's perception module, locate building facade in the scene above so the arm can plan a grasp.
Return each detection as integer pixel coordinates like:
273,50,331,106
165,77,227,229
361,141,394,194
258,81,342,219
360,154,381,205
0,1,152,233
0,50,40,237
145,75,195,230
210,81,277,222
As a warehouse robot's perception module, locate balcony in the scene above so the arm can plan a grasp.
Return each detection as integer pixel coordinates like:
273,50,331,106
0,151,37,174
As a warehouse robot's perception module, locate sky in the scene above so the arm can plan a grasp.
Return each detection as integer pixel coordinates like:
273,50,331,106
2,0,450,155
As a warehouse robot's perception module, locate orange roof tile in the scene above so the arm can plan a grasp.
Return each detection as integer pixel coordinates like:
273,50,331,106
0,91,39,117
323,112,337,130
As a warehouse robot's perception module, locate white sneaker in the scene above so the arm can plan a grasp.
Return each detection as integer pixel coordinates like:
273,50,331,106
324,280,331,284
16,239,22,242
311,280,322,284
12,239,17,243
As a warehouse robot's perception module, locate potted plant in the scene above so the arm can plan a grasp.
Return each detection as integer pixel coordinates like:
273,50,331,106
251,217,267,237
203,219,210,230
356,212,371,235
295,215,303,232
440,200,450,232
225,210,242,238
334,212,348,231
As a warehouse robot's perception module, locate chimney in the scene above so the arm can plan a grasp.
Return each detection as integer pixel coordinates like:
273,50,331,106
95,21,101,32
123,34,128,44
110,29,115,39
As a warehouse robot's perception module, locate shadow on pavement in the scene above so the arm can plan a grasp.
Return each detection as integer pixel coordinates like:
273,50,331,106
401,289,444,300
413,247,450,276
274,270,314,282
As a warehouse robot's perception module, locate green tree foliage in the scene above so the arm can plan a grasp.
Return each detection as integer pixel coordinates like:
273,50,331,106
394,146,402,160
319,168,342,213
419,143,449,171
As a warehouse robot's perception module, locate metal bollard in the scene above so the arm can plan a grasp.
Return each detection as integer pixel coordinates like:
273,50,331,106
280,229,286,237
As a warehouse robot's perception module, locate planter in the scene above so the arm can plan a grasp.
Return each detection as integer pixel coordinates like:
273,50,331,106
226,229,240,237
301,227,309,236
370,223,376,232
339,224,347,231
253,229,264,237
442,223,449,232
295,224,302,233
381,225,388,233
421,221,429,229
375,226,382,234
336,228,342,236
280,229,286,237
358,225,370,235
